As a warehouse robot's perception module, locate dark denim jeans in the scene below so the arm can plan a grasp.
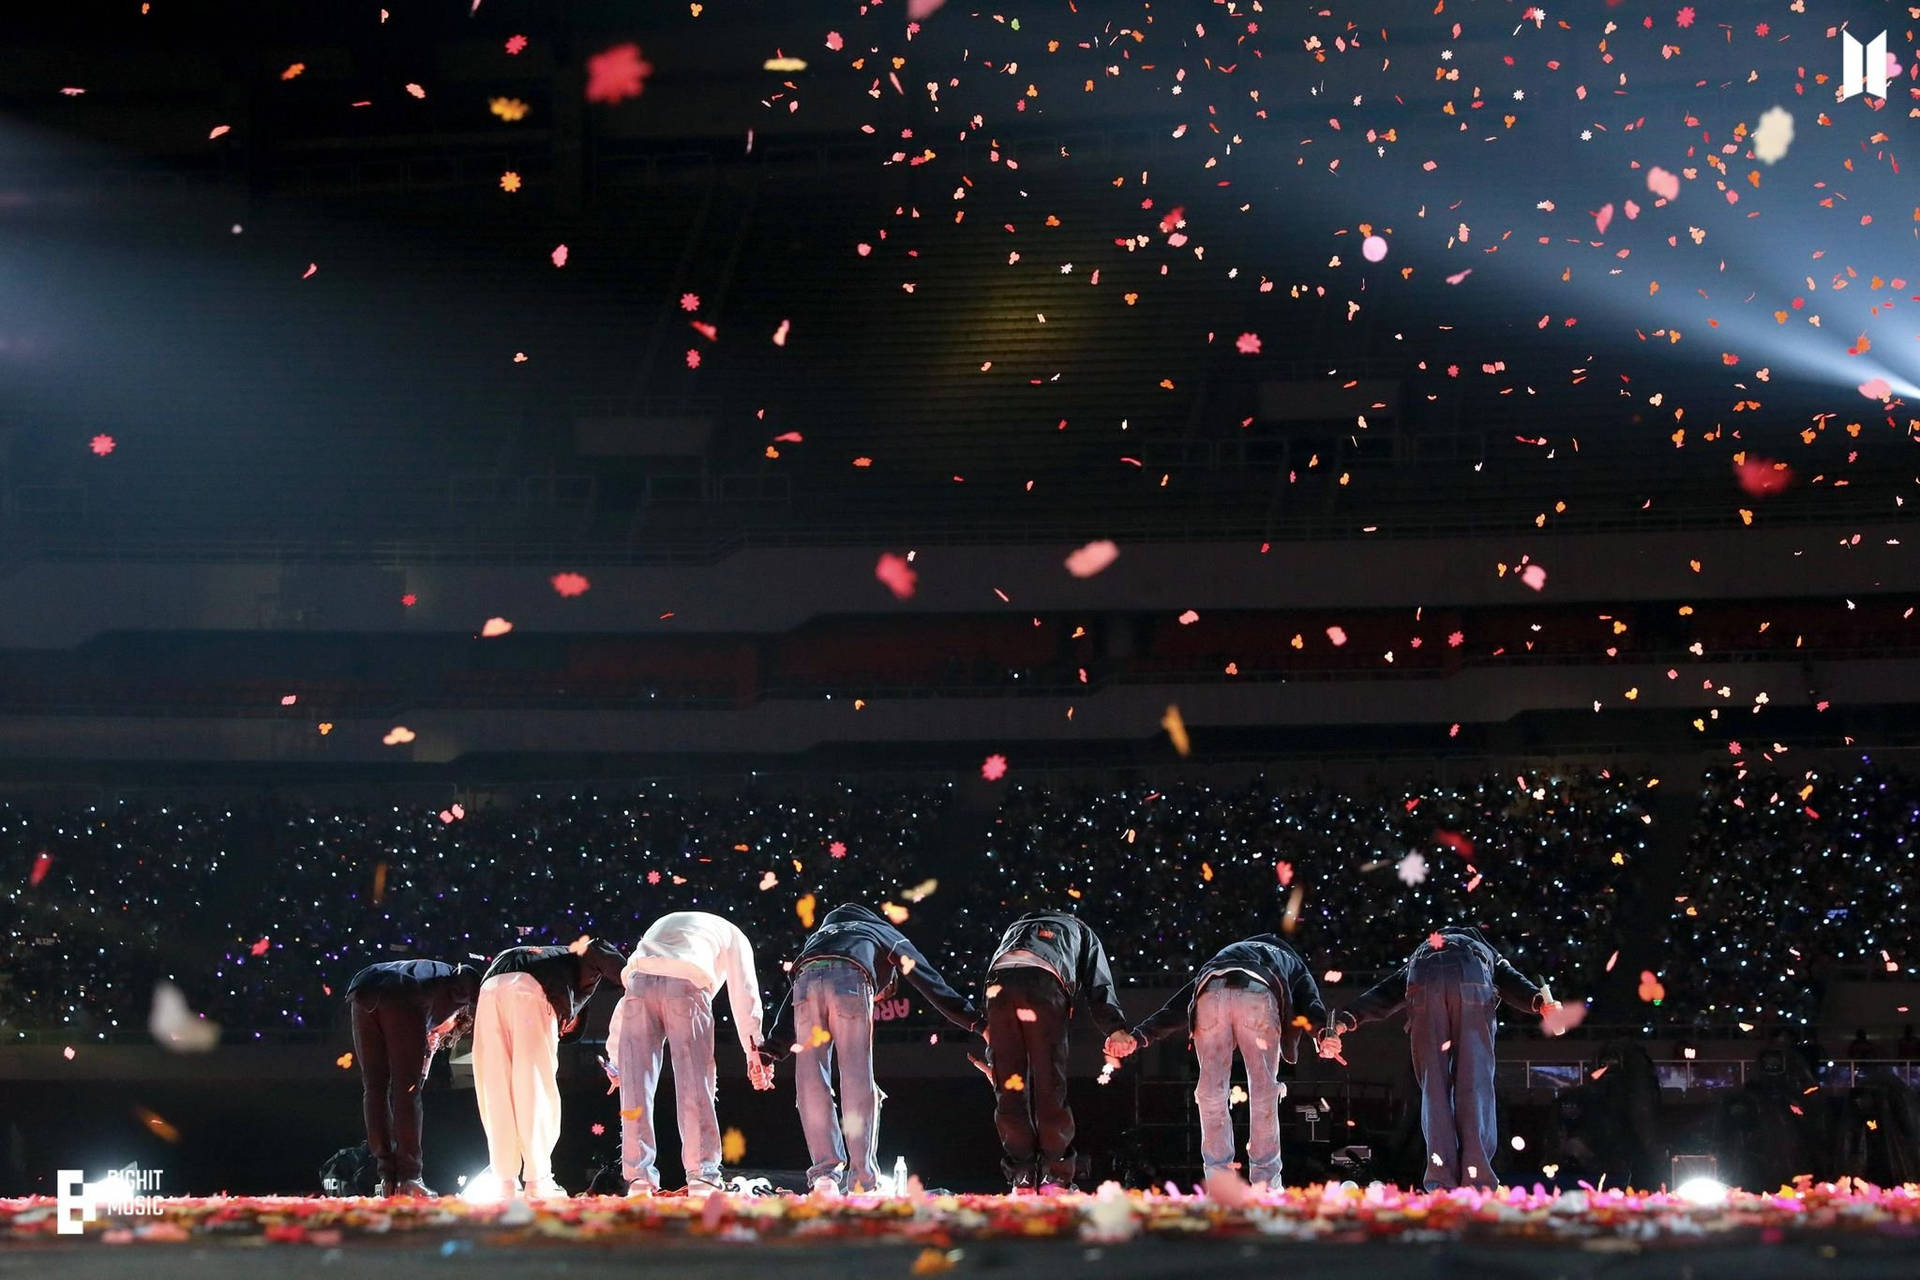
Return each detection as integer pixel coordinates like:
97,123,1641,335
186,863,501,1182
985,966,1075,1185
1407,946,1500,1190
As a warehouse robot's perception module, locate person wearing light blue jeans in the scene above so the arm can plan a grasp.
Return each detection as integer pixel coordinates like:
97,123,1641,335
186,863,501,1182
1193,982,1289,1186
1119,933,1326,1189
610,911,771,1195
765,904,983,1194
791,958,882,1190
614,973,724,1191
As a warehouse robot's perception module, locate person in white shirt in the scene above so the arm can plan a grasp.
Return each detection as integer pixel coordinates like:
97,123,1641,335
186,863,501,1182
609,911,773,1194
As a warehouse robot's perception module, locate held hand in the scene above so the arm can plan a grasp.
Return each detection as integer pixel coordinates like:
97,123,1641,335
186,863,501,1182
1103,1030,1140,1060
1538,998,1587,1037
1315,1030,1346,1064
747,1054,776,1091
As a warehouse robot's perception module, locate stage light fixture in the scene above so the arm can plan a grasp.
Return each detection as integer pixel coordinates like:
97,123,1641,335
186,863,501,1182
461,1169,507,1204
1674,1176,1728,1206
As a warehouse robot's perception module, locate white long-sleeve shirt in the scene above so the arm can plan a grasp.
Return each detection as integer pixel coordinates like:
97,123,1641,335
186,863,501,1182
620,911,764,1056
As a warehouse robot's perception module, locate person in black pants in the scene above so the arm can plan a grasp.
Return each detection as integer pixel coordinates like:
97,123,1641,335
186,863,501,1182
346,958,484,1196
983,912,1129,1190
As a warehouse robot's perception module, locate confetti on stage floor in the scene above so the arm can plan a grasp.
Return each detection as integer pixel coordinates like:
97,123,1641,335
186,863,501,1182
6,1182,1920,1250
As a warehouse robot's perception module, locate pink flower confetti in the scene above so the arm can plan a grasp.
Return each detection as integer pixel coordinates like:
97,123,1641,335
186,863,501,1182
208,124,231,140
647,870,662,885
89,434,116,457
250,937,271,957
830,841,848,859
1234,332,1262,355
1675,6,1695,28
1178,609,1200,625
550,572,591,597
1646,166,1680,202
875,552,918,599
382,726,416,746
551,244,569,268
505,34,528,54
685,349,702,369
1361,235,1388,262
401,594,418,607
1594,203,1614,235
772,318,791,346
1858,377,1892,401
980,753,1008,781
826,32,844,52
480,617,514,637
1326,626,1348,646
1520,564,1548,591
1064,540,1120,578
680,293,701,312
586,43,654,104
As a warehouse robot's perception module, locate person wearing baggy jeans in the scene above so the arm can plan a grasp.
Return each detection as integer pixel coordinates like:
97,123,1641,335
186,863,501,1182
608,912,772,1195
1321,926,1560,1191
1114,934,1328,1189
473,940,626,1198
764,905,983,1193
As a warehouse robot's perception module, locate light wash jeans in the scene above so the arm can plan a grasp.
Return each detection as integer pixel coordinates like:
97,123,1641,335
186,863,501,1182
615,973,722,1190
792,958,883,1190
1407,947,1500,1190
1193,982,1288,1187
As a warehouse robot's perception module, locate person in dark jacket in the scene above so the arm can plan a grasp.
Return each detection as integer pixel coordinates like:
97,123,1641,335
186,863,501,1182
473,939,626,1198
1319,926,1561,1191
765,904,982,1192
1109,934,1327,1188
345,958,483,1196
984,911,1129,1189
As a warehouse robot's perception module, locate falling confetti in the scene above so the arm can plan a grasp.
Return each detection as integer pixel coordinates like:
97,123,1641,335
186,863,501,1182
586,43,653,104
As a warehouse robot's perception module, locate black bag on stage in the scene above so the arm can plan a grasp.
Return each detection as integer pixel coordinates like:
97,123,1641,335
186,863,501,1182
319,1141,381,1196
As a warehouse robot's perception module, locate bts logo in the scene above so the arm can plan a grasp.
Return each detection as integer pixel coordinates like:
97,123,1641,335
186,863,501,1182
1840,29,1888,101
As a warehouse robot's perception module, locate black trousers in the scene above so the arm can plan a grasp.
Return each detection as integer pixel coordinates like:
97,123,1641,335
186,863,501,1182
985,966,1075,1182
351,991,432,1181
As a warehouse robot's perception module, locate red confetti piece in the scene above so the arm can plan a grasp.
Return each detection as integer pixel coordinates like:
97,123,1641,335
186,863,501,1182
875,552,917,599
586,43,654,104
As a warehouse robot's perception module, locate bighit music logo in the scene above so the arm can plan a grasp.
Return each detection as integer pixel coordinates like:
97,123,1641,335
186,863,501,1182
55,1165,164,1235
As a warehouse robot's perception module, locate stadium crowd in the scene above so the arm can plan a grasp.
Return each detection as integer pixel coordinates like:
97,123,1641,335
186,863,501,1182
1,764,1915,1040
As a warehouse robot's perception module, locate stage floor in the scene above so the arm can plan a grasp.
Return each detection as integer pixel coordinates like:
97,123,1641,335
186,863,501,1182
5,1184,1920,1280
